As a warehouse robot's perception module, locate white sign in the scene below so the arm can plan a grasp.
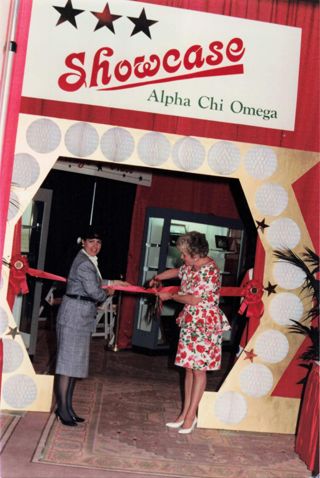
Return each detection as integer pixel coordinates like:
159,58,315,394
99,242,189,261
22,0,301,130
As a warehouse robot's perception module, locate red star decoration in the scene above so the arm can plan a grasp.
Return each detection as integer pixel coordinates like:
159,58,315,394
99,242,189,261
244,348,257,362
91,3,122,33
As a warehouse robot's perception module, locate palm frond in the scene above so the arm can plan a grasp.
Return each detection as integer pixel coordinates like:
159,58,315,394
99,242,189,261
288,319,319,362
302,247,320,275
274,248,319,302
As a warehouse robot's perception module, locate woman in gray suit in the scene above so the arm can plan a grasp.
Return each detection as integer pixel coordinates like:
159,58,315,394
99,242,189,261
54,226,128,426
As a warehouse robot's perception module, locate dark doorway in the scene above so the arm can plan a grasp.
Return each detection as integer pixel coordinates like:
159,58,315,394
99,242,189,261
41,169,137,280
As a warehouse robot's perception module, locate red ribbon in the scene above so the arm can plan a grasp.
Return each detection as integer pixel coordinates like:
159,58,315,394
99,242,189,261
105,284,179,295
238,279,264,319
107,282,264,320
8,254,66,295
8,258,264,324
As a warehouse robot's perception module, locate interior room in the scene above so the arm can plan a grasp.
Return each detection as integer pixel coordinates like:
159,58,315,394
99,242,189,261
14,158,257,360
0,0,318,477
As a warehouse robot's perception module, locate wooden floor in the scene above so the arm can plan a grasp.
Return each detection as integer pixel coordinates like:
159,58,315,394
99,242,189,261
0,322,313,478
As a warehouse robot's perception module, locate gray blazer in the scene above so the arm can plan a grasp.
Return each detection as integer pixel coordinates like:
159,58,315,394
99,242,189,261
57,249,107,333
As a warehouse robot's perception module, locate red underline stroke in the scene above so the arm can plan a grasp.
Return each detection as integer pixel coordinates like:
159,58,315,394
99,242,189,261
99,64,244,91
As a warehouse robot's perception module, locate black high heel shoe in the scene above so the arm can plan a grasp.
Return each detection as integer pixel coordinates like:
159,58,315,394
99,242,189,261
71,414,85,423
55,410,77,427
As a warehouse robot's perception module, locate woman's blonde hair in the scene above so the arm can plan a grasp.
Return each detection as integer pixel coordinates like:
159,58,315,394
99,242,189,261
176,231,209,258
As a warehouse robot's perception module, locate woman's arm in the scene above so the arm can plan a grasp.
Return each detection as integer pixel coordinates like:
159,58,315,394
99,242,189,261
149,268,179,287
158,290,202,306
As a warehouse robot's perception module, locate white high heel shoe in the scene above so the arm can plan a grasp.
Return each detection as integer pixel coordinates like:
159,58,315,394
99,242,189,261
178,417,197,434
166,419,184,428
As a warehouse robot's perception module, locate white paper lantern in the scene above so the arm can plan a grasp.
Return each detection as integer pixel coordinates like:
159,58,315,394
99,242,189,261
26,118,61,153
2,339,24,373
100,127,134,163
266,218,301,250
239,364,273,397
12,153,40,188
65,122,99,157
273,262,306,290
207,141,241,175
138,132,171,166
255,330,289,363
214,391,247,424
172,137,205,171
2,374,37,408
255,183,288,216
269,292,304,326
244,146,277,180
0,307,8,335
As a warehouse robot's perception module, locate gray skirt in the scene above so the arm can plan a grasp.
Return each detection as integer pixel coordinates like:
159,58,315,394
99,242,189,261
55,323,91,378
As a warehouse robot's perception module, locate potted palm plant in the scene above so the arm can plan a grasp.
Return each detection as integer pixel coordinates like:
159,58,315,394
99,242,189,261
274,247,319,477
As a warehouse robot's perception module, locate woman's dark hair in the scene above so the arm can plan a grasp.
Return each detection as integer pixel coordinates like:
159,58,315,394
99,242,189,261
176,231,209,258
81,226,103,241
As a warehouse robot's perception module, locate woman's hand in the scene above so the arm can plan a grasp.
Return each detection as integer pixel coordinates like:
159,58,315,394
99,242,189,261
113,280,132,287
157,291,172,302
149,277,162,288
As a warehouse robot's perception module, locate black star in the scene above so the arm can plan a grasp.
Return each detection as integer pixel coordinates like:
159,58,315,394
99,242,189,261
6,326,19,339
53,0,84,28
97,164,103,171
127,8,158,39
264,281,277,296
91,3,121,33
256,218,270,233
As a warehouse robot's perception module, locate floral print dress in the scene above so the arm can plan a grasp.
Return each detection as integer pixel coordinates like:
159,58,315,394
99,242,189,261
174,260,230,371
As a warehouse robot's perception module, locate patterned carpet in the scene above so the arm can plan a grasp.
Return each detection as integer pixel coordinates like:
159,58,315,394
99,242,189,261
32,342,310,478
0,413,22,454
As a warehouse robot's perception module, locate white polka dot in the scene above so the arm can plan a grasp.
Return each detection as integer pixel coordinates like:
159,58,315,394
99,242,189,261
2,374,37,408
100,127,134,163
239,364,273,397
244,146,277,179
207,141,241,175
266,218,301,249
214,391,247,424
255,184,288,216
255,330,289,363
26,118,61,153
138,132,171,166
172,137,205,171
0,307,9,335
12,154,40,188
269,293,304,326
2,339,24,373
65,122,99,157
273,262,306,290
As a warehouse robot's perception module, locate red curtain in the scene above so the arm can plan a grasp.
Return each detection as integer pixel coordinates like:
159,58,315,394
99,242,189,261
117,174,239,348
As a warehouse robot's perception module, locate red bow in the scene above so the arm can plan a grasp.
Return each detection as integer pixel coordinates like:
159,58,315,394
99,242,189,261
238,279,264,320
8,255,30,295
8,254,67,295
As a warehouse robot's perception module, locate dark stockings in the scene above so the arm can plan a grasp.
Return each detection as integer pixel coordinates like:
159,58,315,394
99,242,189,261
66,377,77,418
55,374,73,421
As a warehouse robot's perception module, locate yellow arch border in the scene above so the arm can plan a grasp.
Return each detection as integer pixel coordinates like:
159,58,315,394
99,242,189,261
0,113,318,433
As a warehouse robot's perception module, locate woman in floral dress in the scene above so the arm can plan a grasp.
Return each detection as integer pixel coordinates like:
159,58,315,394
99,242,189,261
150,231,230,434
